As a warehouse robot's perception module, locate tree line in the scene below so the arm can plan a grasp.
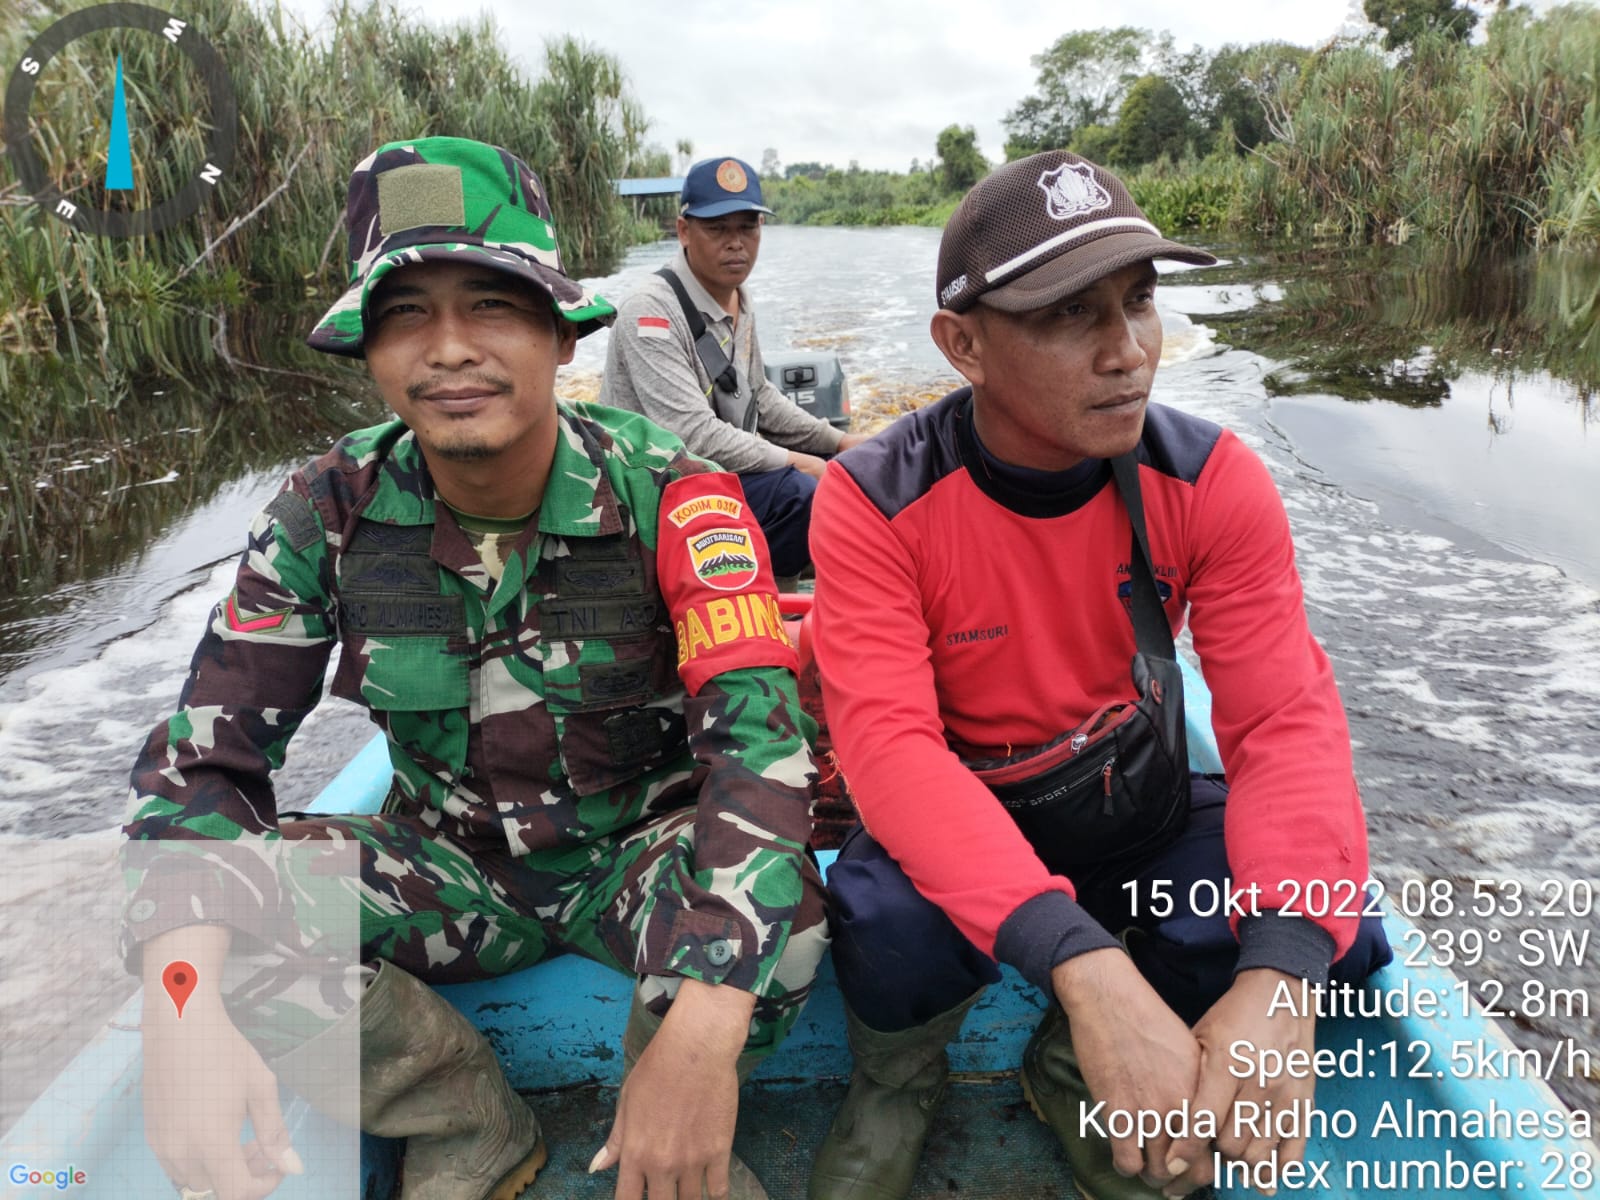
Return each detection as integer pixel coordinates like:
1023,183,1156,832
761,1,1600,250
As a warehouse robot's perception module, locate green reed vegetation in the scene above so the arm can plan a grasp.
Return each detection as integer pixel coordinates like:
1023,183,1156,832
0,0,656,580
1239,5,1600,247
0,0,651,389
761,152,1244,234
763,166,961,228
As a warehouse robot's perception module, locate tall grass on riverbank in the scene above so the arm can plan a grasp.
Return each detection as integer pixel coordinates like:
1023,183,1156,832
1125,154,1247,235
763,6,1600,251
0,0,653,577
763,167,961,227
1238,5,1600,247
0,1,647,377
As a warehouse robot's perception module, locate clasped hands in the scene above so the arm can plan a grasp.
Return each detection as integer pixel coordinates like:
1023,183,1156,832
1055,950,1317,1200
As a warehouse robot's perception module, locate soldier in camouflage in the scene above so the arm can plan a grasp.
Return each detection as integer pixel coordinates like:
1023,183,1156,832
123,136,828,1200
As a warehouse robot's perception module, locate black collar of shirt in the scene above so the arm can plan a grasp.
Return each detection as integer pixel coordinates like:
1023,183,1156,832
955,394,1112,518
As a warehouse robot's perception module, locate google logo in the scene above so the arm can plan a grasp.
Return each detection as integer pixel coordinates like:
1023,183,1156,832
7,1163,86,1189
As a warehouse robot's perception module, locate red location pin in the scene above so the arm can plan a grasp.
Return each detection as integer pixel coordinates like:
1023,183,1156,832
162,960,198,1019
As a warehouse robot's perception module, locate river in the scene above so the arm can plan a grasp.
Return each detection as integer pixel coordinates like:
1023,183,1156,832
1,226,1597,1127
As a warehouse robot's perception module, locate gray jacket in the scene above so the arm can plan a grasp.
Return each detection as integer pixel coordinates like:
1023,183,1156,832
600,248,843,473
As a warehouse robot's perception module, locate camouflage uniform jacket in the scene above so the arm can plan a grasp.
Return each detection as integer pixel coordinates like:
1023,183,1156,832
125,402,817,992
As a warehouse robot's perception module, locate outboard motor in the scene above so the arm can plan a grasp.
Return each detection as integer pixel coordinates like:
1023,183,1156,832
762,352,851,431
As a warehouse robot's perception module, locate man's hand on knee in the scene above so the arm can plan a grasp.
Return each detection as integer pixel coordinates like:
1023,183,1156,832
1051,948,1207,1192
593,978,757,1200
1177,968,1317,1198
785,451,827,479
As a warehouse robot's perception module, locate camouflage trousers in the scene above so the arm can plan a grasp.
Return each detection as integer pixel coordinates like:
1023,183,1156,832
227,806,829,1061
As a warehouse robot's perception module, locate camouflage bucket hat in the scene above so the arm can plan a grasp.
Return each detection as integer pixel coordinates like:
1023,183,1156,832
307,136,616,356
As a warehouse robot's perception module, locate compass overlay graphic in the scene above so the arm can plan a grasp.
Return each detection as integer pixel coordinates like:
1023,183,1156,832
3,3,238,238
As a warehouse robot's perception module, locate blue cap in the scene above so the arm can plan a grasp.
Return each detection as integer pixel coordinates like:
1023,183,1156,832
680,156,772,218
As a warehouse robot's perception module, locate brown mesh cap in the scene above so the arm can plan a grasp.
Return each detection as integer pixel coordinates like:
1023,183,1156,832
936,151,1216,313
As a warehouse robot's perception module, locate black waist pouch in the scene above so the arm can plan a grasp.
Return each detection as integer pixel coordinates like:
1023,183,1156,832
960,651,1190,877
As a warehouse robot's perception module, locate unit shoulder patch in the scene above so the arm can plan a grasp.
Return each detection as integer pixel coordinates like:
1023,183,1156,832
654,472,795,694
686,527,759,592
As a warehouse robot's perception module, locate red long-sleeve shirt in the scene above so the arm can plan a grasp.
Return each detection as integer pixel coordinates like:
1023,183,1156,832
811,390,1369,982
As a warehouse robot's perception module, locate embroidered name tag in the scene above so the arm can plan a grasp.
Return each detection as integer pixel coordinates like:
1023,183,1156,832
541,598,662,639
340,592,464,635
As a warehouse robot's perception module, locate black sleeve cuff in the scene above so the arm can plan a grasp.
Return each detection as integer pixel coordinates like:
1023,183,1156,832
994,890,1121,993
1235,912,1336,985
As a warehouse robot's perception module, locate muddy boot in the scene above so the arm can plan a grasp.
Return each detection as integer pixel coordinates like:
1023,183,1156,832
621,992,768,1199
359,961,547,1200
807,988,984,1200
1020,1003,1167,1200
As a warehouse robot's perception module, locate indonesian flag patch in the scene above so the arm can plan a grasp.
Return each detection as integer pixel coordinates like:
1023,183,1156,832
636,316,671,340
655,472,795,694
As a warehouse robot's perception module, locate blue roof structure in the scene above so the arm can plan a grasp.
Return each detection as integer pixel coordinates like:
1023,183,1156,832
615,176,685,198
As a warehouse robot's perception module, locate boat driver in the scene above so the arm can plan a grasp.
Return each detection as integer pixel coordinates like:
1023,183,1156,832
804,152,1392,1200
600,155,869,580
119,136,825,1200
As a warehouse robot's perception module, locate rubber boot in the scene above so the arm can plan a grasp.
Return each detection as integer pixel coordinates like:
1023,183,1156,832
359,961,547,1200
620,992,769,1199
807,988,984,1200
1020,1003,1167,1200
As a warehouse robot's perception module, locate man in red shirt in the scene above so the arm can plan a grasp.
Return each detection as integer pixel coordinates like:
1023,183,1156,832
806,153,1389,1200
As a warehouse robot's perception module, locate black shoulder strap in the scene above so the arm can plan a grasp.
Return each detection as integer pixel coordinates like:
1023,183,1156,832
655,266,706,339
654,267,740,398
1109,452,1177,660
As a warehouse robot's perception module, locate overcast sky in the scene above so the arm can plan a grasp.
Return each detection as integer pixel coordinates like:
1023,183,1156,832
273,0,1564,172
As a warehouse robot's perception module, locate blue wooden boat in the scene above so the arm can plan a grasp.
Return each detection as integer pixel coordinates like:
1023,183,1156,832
4,607,1595,1199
